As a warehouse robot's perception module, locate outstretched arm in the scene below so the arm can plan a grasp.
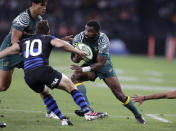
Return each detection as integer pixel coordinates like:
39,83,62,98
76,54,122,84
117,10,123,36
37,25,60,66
0,43,20,58
132,90,176,106
50,38,87,58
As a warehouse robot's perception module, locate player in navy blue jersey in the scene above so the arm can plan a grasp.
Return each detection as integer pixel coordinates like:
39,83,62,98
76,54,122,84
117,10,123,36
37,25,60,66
0,0,73,119
0,0,47,91
0,20,104,126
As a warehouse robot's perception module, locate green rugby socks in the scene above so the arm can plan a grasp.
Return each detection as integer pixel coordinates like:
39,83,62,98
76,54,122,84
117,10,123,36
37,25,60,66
123,96,141,117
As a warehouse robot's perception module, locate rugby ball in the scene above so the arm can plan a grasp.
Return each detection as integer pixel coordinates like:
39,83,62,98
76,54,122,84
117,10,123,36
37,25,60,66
76,42,93,61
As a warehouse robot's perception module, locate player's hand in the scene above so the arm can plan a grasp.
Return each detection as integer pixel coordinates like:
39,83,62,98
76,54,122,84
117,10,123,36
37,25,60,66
70,64,82,72
132,94,145,106
61,35,73,42
78,50,88,59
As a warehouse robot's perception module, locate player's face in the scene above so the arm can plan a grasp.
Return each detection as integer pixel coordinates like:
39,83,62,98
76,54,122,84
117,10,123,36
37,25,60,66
84,25,98,40
35,2,47,15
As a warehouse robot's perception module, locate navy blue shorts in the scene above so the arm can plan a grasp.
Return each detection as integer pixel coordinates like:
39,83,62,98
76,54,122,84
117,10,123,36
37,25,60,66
24,66,62,93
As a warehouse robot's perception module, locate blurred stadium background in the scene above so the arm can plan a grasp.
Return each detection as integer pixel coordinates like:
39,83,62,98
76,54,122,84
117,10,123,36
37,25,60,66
0,1,176,130
0,0,176,57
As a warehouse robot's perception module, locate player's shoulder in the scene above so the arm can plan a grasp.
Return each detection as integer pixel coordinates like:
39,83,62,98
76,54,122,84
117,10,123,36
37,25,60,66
36,35,56,43
99,32,108,39
13,9,30,27
98,32,109,43
74,31,84,40
41,34,56,39
33,34,49,40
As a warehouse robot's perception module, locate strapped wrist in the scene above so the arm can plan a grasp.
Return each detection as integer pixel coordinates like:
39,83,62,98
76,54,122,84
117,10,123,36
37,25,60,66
82,66,91,72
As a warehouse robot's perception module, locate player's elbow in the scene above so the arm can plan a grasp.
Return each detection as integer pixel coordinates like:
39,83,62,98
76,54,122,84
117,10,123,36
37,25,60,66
165,93,176,99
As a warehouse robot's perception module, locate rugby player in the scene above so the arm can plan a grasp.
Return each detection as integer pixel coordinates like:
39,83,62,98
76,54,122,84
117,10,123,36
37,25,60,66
0,0,72,119
0,20,104,126
0,0,46,90
70,20,146,124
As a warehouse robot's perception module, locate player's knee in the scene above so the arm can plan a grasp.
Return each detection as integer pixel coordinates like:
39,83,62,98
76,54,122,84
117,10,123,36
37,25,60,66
40,90,50,98
66,80,77,92
60,77,77,93
71,74,79,82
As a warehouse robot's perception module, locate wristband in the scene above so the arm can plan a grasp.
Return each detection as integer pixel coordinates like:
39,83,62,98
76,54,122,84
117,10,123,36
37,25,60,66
82,66,91,72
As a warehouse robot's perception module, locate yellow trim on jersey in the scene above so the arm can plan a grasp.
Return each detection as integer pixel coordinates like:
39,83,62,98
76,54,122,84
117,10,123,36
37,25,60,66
122,96,130,105
74,83,83,87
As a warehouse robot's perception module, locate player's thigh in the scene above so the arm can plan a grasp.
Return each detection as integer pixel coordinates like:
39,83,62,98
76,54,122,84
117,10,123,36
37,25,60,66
97,61,117,79
42,66,75,93
104,76,122,91
0,69,14,90
58,73,76,93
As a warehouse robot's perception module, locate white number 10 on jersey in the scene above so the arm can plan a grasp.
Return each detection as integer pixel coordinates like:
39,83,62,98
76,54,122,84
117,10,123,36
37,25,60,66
24,39,42,58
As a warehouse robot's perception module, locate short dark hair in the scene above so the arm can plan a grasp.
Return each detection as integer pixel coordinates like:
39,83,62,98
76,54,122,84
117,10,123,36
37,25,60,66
31,0,47,4
86,20,101,32
36,20,49,35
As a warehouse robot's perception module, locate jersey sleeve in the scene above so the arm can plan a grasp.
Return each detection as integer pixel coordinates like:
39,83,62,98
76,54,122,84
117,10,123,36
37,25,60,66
49,35,56,40
11,11,30,32
46,35,57,46
72,32,84,47
98,33,110,57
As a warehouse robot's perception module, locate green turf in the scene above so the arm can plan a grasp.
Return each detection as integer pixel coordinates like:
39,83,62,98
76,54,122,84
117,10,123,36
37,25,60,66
0,52,176,131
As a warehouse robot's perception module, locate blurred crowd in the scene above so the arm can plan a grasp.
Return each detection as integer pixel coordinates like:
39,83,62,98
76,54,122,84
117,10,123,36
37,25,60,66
0,0,176,54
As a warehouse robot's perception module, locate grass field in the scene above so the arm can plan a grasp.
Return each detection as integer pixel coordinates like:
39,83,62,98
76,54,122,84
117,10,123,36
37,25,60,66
0,51,176,131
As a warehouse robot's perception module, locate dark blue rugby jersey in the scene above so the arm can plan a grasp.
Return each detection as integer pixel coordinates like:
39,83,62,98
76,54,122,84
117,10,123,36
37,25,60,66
19,34,56,72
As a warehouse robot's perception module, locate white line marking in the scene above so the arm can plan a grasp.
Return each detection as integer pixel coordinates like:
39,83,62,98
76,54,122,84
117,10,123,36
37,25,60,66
147,78,164,83
0,108,131,119
146,114,172,123
1,108,176,123
118,76,138,81
143,70,163,77
94,83,176,91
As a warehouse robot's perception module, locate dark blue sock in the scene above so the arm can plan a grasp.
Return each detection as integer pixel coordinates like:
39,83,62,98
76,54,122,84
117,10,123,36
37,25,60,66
71,90,90,113
43,94,63,119
75,83,90,107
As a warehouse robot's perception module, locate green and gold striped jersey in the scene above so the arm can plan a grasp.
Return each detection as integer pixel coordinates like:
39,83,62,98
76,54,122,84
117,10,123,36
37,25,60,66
1,9,42,50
